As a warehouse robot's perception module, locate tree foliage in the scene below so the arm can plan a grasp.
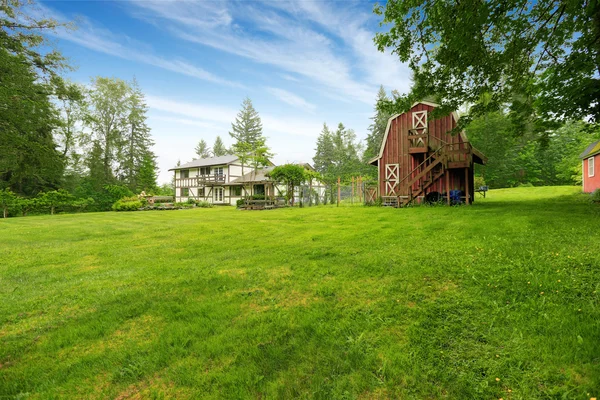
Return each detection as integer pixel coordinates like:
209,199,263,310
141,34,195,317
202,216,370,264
212,136,228,157
374,0,600,126
267,164,307,205
0,1,70,196
195,139,211,158
467,114,600,187
229,98,271,174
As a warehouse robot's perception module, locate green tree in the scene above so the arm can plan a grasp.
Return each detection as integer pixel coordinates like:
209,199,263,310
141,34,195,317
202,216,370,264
213,136,228,157
374,0,600,125
195,139,212,158
229,97,265,149
85,77,130,184
267,164,307,206
230,98,270,176
0,189,17,218
137,152,158,193
0,3,68,196
363,86,391,164
313,123,335,179
119,78,155,191
38,189,75,215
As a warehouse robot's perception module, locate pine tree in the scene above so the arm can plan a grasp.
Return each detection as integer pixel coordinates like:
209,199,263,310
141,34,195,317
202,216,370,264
213,136,228,156
364,86,392,163
119,78,155,191
195,139,211,158
137,152,158,192
229,97,265,148
313,123,335,181
229,98,270,175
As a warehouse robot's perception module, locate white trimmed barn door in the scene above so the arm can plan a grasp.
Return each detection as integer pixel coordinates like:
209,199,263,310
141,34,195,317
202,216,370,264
385,164,399,195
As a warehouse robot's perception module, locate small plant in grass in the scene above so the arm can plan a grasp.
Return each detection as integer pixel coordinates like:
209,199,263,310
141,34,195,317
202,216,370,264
197,201,213,208
591,189,600,203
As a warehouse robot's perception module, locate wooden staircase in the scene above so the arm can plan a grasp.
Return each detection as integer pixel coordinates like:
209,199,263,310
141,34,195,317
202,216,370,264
396,144,448,207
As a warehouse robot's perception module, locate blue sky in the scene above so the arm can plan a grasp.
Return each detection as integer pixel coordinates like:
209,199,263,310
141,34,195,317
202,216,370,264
37,0,411,184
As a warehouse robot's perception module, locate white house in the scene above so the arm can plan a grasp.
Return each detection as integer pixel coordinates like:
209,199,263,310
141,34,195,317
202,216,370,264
169,156,327,205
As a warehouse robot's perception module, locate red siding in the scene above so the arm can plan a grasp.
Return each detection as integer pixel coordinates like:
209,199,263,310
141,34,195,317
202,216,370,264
378,103,475,201
583,154,600,193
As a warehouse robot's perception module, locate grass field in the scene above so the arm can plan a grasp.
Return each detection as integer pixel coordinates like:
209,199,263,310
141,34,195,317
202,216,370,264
1,186,599,399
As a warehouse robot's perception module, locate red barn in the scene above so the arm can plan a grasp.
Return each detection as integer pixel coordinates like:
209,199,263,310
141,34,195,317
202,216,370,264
369,101,486,207
581,140,600,193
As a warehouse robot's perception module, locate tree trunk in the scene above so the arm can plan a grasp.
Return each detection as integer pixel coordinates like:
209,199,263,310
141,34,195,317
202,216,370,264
51,206,54,215
3,206,6,218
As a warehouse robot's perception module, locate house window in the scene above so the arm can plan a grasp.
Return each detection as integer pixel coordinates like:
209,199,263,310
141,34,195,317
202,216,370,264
589,157,595,177
214,166,224,176
198,188,205,197
232,186,242,196
200,167,209,175
180,169,189,179
180,188,189,196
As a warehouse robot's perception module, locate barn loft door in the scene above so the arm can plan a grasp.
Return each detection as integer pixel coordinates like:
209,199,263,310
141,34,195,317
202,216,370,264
412,111,428,147
412,111,427,129
385,163,399,195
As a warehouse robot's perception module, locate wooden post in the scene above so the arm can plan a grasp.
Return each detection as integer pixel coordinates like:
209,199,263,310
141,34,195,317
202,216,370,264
465,168,470,205
446,172,450,205
358,176,362,203
337,176,340,207
351,176,354,204
309,179,313,207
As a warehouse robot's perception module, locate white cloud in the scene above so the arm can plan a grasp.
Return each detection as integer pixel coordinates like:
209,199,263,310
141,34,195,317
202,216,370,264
266,87,316,112
127,1,378,104
35,4,243,88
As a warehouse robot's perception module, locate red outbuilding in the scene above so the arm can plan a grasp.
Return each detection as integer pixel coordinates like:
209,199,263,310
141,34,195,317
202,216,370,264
581,140,600,193
369,101,486,207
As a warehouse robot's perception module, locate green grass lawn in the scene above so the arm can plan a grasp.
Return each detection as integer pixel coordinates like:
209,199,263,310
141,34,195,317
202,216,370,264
1,186,598,399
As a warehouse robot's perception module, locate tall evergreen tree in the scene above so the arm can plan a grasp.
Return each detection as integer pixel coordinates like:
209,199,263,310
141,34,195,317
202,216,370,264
195,139,211,158
364,86,392,163
213,136,228,156
0,1,68,195
137,152,158,192
229,97,269,175
119,78,154,191
313,123,335,181
229,97,265,148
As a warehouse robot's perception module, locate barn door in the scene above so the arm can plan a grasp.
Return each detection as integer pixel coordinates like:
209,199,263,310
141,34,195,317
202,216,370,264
385,164,399,195
412,111,428,147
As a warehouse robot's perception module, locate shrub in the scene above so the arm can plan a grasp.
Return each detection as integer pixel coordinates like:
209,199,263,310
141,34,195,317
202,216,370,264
236,199,245,208
474,175,486,189
517,182,534,187
591,189,600,204
197,201,213,208
251,194,266,200
112,196,143,211
187,198,197,205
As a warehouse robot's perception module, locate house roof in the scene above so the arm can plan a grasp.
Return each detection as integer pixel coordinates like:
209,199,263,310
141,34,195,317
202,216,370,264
368,101,486,165
580,140,600,159
229,166,276,185
168,155,238,171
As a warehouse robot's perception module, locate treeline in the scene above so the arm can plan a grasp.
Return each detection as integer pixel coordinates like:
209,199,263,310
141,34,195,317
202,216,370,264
0,2,163,216
467,115,600,188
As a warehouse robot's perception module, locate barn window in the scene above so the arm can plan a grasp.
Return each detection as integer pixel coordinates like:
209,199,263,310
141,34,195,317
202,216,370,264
589,157,595,177
412,111,427,129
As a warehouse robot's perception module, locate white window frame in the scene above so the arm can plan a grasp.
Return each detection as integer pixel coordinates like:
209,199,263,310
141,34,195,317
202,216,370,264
589,156,595,177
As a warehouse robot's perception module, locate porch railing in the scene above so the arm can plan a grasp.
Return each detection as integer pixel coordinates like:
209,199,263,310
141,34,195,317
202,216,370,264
175,174,226,187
